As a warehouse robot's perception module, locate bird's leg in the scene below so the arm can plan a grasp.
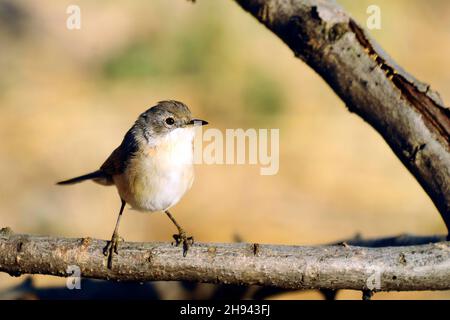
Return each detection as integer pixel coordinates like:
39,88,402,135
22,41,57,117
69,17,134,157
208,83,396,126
165,210,193,256
103,199,126,269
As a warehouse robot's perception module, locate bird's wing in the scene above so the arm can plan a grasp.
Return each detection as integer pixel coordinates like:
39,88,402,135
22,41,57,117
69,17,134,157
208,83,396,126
100,128,139,176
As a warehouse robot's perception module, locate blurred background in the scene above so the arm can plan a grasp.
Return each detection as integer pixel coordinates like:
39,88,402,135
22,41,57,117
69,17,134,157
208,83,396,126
0,0,449,299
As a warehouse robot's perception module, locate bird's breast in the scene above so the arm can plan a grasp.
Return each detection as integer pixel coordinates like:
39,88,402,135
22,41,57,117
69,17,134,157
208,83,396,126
114,127,195,212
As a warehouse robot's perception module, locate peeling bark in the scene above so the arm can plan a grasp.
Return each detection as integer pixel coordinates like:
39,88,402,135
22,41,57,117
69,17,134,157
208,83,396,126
1,229,449,291
233,0,450,234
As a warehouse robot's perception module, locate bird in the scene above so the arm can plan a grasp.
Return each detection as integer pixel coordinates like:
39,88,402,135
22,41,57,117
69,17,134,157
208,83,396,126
57,100,208,268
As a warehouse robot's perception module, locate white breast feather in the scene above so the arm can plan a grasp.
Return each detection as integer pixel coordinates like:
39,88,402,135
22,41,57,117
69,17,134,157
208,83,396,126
114,127,195,212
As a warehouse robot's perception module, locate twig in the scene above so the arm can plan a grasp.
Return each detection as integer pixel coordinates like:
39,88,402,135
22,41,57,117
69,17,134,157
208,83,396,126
1,230,449,291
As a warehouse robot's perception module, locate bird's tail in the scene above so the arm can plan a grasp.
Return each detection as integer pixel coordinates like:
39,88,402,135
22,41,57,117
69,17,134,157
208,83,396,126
56,170,107,185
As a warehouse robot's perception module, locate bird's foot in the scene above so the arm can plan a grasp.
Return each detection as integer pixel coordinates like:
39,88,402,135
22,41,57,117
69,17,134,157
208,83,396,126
172,230,194,257
103,233,123,269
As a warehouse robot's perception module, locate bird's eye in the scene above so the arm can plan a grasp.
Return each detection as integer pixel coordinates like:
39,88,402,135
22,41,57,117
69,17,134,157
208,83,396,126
165,117,175,125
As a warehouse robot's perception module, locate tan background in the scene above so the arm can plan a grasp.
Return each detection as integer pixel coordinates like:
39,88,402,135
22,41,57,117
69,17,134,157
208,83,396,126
0,0,449,299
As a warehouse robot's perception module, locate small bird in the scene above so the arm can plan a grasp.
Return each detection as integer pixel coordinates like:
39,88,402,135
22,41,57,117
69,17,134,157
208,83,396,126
57,100,208,268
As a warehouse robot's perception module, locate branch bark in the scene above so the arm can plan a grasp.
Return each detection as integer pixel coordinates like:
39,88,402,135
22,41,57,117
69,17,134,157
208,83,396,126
1,229,449,291
233,0,450,235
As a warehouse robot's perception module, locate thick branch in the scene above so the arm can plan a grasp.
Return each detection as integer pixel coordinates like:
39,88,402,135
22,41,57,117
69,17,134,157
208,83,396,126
1,230,449,291
233,0,450,234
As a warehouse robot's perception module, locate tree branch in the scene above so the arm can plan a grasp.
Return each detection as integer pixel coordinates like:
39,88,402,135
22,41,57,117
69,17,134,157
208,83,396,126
233,0,450,235
1,229,449,291
334,233,447,247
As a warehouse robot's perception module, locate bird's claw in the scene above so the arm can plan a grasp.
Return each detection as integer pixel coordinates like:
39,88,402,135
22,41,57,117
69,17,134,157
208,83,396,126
103,233,122,268
172,231,194,257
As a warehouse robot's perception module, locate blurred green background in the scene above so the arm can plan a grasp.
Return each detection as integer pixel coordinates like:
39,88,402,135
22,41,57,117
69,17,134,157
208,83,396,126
0,0,449,299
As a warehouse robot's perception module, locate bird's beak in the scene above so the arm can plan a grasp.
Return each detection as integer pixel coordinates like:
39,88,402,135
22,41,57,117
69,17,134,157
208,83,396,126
189,119,208,126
